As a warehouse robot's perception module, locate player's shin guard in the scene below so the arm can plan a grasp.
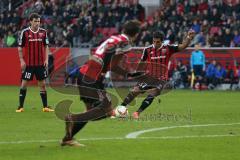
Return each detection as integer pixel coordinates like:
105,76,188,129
40,91,48,107
121,92,137,106
72,122,87,137
137,95,154,113
19,88,27,107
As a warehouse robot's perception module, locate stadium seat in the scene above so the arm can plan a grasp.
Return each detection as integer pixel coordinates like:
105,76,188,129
71,18,78,24
108,28,118,35
210,27,220,35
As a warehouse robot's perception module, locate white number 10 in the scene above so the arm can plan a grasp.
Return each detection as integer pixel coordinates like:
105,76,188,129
25,72,31,79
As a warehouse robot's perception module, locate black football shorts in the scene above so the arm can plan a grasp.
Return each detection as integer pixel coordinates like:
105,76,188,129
22,66,48,81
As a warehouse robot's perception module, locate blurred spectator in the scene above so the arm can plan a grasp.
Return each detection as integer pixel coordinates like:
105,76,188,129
213,64,226,87
172,67,182,88
191,20,201,34
63,26,74,47
96,12,106,27
4,31,17,47
11,12,21,25
105,11,116,27
206,60,217,89
83,22,94,43
65,63,79,86
139,30,152,46
233,30,240,47
34,0,44,13
225,65,238,90
0,24,4,39
176,60,188,88
223,28,234,47
237,67,240,89
209,8,220,25
0,1,3,12
165,29,175,43
44,1,53,16
209,32,224,47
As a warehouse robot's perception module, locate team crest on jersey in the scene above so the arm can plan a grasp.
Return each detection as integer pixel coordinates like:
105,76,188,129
28,35,32,38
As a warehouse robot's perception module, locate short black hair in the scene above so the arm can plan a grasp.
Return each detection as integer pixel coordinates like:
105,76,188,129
123,20,141,37
29,13,40,21
153,31,164,41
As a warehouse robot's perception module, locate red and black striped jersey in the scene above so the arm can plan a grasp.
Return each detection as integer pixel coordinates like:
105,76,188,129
18,27,49,66
80,34,131,81
141,44,179,80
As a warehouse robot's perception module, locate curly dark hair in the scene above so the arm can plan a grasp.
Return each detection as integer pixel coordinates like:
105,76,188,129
29,13,40,21
122,20,141,37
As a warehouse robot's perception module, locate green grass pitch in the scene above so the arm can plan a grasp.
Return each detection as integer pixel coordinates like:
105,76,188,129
0,86,240,160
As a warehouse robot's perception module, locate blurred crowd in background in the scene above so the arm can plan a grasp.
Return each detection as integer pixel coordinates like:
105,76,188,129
1,0,240,48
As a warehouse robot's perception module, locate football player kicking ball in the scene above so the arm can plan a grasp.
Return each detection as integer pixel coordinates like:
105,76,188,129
61,20,141,147
118,30,195,119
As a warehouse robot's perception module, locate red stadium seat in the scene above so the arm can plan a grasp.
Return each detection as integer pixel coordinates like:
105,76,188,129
102,28,109,36
71,18,78,24
108,28,118,35
42,18,52,25
210,27,220,35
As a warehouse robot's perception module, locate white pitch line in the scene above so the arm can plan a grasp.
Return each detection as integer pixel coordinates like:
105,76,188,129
0,134,238,145
0,137,124,145
126,122,240,138
0,139,59,144
1,122,240,145
139,134,238,139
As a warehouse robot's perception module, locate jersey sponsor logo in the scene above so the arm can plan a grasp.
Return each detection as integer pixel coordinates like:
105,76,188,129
151,56,166,59
29,38,43,42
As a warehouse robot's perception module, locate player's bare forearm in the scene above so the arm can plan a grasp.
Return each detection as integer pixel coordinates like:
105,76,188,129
178,37,192,51
45,46,50,61
18,47,26,70
136,61,147,71
44,46,50,67
127,61,147,78
18,47,24,61
178,30,195,51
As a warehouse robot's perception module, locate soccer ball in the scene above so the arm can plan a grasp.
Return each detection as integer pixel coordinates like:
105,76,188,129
114,105,128,118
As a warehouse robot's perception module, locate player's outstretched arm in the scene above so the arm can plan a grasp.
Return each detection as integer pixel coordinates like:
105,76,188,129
178,30,195,51
127,60,147,78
